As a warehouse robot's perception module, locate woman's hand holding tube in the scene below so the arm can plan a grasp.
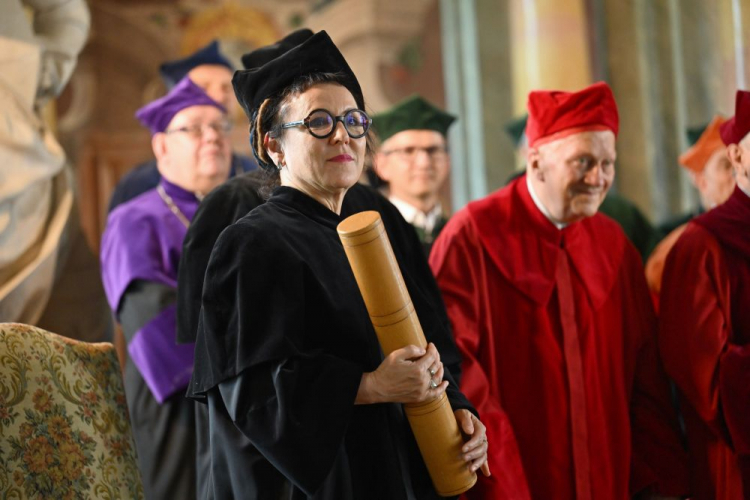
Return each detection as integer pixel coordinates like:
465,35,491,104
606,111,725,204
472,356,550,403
356,342,448,404
455,409,491,477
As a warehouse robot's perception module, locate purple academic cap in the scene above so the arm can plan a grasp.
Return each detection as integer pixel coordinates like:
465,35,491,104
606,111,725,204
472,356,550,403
135,77,226,135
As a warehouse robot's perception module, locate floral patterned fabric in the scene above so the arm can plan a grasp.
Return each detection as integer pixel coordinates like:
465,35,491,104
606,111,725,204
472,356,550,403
0,323,143,499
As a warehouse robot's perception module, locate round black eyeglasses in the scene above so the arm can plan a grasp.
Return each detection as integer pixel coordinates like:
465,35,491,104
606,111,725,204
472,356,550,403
278,109,372,139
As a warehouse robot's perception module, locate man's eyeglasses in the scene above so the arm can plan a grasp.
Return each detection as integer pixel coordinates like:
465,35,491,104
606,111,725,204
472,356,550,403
381,145,448,161
277,109,372,139
165,121,232,138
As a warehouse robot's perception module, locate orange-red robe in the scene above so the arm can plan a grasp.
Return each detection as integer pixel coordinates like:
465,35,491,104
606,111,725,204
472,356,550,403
644,223,688,311
430,176,689,500
659,186,750,500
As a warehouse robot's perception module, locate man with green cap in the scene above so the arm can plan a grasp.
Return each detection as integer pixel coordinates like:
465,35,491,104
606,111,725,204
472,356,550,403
374,95,456,255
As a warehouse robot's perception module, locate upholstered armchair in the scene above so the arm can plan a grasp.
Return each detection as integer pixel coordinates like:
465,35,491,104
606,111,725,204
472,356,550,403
0,322,143,499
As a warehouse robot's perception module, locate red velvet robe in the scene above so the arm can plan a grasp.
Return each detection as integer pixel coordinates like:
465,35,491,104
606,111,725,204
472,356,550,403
659,185,750,500
430,177,688,500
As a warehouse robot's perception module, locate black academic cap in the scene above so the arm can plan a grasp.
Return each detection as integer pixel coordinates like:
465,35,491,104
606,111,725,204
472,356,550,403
505,114,528,148
159,40,234,89
241,29,314,70
232,30,364,123
373,95,456,143
686,123,709,146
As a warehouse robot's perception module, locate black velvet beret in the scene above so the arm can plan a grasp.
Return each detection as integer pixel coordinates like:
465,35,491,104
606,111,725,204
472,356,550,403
241,29,314,70
232,30,364,122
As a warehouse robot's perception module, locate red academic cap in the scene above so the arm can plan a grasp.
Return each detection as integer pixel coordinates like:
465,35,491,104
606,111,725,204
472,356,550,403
720,90,750,145
679,116,726,173
526,81,619,148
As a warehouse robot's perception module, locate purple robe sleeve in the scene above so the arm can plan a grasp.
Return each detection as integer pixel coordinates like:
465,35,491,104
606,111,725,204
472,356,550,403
100,192,183,315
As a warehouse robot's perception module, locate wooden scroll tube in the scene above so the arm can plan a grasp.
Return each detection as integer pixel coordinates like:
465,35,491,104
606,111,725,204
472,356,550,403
337,211,477,497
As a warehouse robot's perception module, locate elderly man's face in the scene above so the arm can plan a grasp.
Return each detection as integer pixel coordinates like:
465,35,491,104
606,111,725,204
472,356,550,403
188,64,234,110
695,148,735,209
375,130,450,206
153,104,232,195
528,130,616,224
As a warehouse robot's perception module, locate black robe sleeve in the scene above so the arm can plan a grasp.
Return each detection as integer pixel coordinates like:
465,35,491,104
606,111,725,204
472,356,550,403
176,171,266,344
204,387,290,499
217,361,362,495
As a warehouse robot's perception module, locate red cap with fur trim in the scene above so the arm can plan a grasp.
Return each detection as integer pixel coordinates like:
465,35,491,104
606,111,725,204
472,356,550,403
720,90,750,145
526,81,619,148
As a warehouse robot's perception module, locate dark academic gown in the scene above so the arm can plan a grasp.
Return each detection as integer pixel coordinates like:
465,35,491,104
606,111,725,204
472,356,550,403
429,176,689,500
176,169,267,499
177,172,465,498
187,187,475,499
107,153,257,212
659,186,750,500
100,179,199,500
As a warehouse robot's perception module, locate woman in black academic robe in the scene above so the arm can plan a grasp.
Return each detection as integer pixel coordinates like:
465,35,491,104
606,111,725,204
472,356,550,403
188,29,490,499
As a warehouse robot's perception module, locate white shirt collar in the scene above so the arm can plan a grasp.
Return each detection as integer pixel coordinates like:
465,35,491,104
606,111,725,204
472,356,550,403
389,197,443,233
526,174,567,230
740,184,750,199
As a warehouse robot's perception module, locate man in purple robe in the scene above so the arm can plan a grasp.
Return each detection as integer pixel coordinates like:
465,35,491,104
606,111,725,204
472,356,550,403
100,76,232,499
107,40,257,212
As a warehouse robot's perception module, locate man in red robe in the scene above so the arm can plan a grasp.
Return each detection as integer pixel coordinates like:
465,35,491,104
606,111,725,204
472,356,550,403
645,115,734,310
659,90,750,500
430,82,689,500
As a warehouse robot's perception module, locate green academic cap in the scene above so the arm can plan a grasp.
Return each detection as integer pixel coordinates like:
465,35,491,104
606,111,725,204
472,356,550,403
686,123,709,146
505,114,528,148
373,95,456,142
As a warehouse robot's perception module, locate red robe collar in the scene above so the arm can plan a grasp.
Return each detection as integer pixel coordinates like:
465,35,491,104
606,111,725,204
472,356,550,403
693,185,750,260
466,176,626,309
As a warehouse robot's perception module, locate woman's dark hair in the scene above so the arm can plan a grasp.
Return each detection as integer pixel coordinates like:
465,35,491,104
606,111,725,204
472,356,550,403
249,72,373,198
